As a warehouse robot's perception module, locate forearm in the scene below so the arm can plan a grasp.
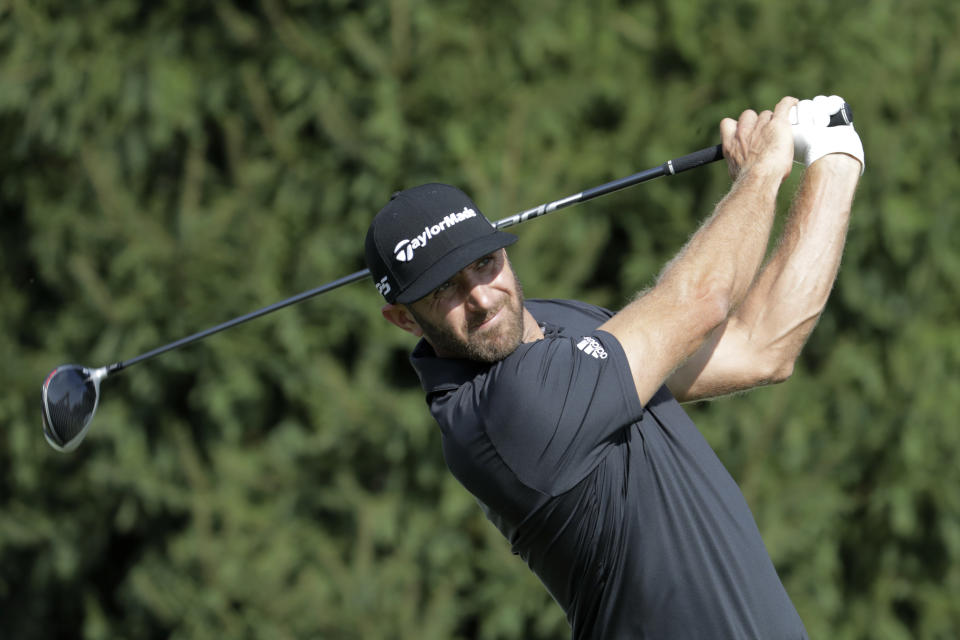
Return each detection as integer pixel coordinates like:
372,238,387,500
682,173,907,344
600,97,797,404
601,167,783,404
657,166,782,316
731,155,860,375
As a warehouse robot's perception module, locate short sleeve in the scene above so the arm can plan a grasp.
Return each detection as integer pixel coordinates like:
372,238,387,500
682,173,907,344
477,330,644,495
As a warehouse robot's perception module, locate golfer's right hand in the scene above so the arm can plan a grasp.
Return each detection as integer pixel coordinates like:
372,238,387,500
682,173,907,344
720,96,797,182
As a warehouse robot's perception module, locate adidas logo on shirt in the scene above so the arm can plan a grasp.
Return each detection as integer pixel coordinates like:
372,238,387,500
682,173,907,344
576,337,608,359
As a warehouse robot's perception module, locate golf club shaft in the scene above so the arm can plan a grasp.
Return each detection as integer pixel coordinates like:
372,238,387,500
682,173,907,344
107,144,726,375
494,101,853,228
495,145,723,229
107,98,854,375
108,269,371,374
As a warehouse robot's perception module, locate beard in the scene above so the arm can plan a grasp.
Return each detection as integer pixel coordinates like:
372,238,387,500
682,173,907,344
411,270,527,364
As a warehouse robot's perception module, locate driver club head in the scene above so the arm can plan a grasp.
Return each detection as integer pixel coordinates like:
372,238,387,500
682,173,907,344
41,365,106,453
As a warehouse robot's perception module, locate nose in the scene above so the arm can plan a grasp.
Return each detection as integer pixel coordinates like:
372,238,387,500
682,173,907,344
463,279,495,312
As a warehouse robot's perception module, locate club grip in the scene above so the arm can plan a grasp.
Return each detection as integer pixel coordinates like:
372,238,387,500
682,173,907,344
666,101,854,175
666,145,725,174
792,101,854,127
829,102,854,126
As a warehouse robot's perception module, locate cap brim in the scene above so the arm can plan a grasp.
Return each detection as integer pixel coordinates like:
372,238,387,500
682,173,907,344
395,230,517,304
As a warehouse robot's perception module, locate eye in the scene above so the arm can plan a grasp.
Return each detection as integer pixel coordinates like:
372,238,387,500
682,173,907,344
475,255,494,269
432,280,454,298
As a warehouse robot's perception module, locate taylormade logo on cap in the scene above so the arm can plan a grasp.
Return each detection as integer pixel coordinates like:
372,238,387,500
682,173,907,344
364,183,517,304
393,206,478,263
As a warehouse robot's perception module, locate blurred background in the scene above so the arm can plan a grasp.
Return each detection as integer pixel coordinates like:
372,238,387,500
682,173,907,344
2,0,959,638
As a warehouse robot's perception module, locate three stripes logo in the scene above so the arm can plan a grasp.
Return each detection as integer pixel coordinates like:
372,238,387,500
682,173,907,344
576,337,608,359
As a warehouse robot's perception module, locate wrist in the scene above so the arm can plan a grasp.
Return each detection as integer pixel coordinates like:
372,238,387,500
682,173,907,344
804,126,865,176
735,162,787,196
807,153,862,180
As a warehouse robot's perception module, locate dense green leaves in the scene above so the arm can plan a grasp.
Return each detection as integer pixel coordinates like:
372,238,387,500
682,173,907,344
2,0,959,638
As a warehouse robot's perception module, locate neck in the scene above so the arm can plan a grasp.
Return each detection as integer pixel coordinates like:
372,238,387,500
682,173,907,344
522,306,544,343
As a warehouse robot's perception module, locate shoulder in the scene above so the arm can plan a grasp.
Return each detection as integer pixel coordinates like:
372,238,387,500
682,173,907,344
425,299,638,432
431,330,644,494
472,328,642,425
526,298,614,328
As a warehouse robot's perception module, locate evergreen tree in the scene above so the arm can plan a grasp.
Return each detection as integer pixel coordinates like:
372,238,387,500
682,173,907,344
1,1,958,637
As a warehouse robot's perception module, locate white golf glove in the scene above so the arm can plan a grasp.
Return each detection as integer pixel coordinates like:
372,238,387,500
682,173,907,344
790,95,864,175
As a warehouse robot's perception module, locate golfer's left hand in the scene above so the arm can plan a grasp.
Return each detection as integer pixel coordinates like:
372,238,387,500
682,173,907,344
792,95,865,175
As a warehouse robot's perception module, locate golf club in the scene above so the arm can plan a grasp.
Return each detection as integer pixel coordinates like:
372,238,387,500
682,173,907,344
41,102,854,452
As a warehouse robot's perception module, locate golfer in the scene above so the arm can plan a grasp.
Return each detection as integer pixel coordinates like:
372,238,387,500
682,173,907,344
364,95,863,638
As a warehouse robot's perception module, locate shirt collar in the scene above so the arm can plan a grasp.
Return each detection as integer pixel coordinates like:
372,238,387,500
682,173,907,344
409,338,487,397
408,317,565,398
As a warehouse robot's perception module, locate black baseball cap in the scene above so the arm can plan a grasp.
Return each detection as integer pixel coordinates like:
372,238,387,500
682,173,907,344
364,183,517,304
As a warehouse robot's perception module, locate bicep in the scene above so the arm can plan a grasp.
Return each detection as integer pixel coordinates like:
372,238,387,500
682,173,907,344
666,316,785,402
599,286,729,406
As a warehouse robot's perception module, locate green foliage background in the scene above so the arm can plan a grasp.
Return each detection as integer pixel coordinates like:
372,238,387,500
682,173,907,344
2,0,959,638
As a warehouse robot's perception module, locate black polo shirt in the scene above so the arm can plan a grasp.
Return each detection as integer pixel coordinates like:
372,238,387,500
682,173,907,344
410,299,808,639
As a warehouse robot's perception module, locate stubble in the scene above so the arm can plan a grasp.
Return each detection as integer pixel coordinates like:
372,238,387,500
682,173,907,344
411,270,527,364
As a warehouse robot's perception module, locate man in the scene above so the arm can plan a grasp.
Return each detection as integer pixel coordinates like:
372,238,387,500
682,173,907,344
364,95,863,638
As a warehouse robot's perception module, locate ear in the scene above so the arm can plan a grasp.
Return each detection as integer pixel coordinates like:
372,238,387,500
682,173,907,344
381,303,424,337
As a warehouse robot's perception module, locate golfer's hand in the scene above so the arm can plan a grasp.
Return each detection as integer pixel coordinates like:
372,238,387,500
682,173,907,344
720,96,798,182
791,95,865,175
